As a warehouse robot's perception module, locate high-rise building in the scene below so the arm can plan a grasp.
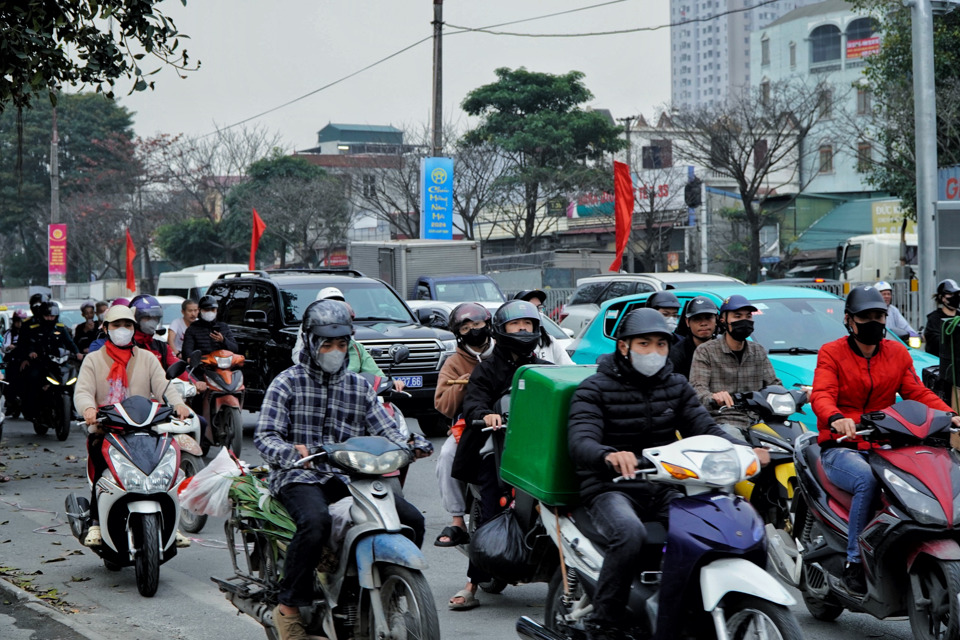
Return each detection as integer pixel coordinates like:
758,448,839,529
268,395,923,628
670,0,821,110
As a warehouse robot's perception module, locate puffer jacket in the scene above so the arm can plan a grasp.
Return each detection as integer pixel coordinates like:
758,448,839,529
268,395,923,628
568,352,745,502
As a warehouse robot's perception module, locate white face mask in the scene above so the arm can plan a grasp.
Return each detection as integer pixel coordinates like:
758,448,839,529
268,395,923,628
200,311,217,322
663,317,679,332
108,327,134,347
315,349,346,374
629,350,667,377
139,319,159,335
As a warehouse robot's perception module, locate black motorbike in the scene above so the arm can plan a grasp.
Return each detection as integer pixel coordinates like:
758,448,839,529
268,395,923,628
32,349,77,441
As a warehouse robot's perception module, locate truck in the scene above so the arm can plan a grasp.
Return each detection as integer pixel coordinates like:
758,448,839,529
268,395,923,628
155,264,249,300
837,233,917,282
349,239,483,299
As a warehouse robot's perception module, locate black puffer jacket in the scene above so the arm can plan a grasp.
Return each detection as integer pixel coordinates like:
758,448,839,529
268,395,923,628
181,318,238,357
568,352,745,502
668,335,697,379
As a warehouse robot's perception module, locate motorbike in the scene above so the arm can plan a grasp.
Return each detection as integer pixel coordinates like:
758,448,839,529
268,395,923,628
517,434,802,640
158,377,207,534
64,360,189,598
32,348,78,441
773,399,960,639
191,349,245,457
212,435,440,640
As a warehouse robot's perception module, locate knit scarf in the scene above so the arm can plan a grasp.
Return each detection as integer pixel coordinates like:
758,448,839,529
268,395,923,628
104,341,133,405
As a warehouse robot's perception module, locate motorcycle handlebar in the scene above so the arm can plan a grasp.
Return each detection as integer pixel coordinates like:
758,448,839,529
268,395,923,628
292,450,329,469
836,428,874,443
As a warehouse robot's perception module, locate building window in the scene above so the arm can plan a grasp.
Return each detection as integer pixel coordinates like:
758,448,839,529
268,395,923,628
857,87,872,115
642,139,674,169
819,145,834,173
818,89,833,119
761,35,770,66
857,142,872,172
760,80,771,106
361,174,376,197
754,139,768,169
810,24,842,64
789,41,796,67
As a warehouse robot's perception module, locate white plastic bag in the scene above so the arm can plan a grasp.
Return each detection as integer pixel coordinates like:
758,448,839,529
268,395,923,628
178,448,243,517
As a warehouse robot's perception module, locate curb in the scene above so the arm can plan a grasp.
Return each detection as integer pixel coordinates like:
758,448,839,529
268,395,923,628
0,576,111,640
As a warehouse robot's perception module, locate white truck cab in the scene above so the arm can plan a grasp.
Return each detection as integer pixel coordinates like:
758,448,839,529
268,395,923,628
837,233,917,282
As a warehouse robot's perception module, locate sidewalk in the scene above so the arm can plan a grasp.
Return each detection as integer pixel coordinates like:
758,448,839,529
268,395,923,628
0,577,107,640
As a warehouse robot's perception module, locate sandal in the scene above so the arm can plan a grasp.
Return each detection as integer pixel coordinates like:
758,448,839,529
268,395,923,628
0,475,10,483
435,525,469,547
448,588,480,611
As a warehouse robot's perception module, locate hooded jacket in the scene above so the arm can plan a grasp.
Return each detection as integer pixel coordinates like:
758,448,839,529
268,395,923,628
181,316,238,356
434,342,491,419
568,352,745,502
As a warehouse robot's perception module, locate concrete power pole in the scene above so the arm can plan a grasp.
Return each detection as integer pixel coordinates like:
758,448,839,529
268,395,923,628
430,0,443,158
50,106,60,225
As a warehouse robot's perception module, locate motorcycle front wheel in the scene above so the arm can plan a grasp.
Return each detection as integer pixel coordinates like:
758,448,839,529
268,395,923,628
217,406,243,457
723,595,803,640
134,512,161,597
178,454,207,534
908,558,960,640
364,566,440,640
54,394,70,441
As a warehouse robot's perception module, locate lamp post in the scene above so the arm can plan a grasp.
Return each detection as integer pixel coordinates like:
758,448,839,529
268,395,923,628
430,0,443,158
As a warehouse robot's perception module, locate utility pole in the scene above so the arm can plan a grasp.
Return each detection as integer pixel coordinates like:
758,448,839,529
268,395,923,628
430,0,443,158
50,106,60,225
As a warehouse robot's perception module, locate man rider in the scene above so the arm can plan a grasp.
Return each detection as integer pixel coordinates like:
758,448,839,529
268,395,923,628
254,299,432,640
568,308,767,640
874,281,917,342
645,291,682,345
689,294,782,430
14,301,80,421
181,295,238,357
668,296,719,378
812,285,959,595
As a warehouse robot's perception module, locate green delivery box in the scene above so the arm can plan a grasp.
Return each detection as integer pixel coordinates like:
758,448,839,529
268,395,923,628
500,364,598,506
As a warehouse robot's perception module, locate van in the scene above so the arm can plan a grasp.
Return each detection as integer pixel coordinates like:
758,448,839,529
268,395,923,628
155,264,248,300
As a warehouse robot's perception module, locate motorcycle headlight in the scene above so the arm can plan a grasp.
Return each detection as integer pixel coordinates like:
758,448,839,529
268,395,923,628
908,336,922,349
216,356,233,368
883,468,946,526
145,447,179,492
683,449,742,486
45,376,61,385
107,445,178,492
331,449,408,475
108,447,147,491
765,393,796,416
65,377,77,386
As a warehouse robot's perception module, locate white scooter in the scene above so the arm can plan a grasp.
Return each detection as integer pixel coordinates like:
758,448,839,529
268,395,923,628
157,377,206,533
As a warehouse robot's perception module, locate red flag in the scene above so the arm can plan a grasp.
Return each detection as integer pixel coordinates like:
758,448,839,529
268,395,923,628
125,229,137,293
609,161,634,272
250,208,266,270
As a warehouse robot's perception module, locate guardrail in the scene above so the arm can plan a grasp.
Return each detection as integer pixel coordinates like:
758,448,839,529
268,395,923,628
503,288,576,321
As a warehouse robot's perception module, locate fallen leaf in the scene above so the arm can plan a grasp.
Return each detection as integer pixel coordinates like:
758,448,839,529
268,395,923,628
42,557,65,564
70,576,91,582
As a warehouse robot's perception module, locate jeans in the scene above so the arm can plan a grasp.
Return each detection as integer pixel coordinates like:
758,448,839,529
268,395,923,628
437,435,466,517
821,447,877,563
276,480,425,607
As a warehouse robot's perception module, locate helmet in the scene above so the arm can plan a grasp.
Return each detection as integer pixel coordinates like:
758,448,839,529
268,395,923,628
615,308,672,341
129,294,163,323
719,295,758,314
29,292,50,314
645,291,681,310
492,300,541,354
513,289,547,305
103,305,136,324
874,281,893,293
302,299,352,339
844,286,887,315
316,286,345,302
111,297,130,308
448,302,491,336
12,309,28,321
198,295,219,310
37,301,58,318
684,296,719,318
937,279,960,297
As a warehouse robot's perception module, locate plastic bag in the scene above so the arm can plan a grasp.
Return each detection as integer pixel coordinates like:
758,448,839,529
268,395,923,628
329,497,354,550
178,448,244,517
468,508,529,581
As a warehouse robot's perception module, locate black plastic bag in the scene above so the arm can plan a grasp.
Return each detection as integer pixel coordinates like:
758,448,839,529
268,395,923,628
469,509,529,581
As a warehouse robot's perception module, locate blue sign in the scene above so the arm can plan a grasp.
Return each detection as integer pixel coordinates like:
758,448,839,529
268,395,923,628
939,165,960,201
420,157,454,240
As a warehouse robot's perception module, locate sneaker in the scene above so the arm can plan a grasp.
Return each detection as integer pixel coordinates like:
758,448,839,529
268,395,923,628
83,525,102,547
272,605,309,640
175,531,191,548
843,561,867,595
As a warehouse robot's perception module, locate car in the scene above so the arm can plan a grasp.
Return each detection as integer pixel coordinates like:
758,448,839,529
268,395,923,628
204,269,456,428
567,284,940,430
558,272,745,336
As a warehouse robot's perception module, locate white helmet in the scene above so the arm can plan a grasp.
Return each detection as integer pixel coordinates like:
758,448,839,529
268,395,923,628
874,281,893,292
315,286,345,302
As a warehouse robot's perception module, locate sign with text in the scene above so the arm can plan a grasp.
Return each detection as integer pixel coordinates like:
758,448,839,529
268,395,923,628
48,224,67,286
846,37,880,59
871,200,916,235
420,157,454,240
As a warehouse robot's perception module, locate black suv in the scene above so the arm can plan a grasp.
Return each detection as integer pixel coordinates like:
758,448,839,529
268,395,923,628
205,269,456,422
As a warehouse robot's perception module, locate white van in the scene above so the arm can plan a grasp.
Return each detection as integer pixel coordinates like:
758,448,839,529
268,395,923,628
155,264,248,300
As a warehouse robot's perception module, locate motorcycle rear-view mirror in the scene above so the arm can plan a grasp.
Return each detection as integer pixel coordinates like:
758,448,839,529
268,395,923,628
166,360,187,380
389,344,410,364
187,350,202,369
415,307,448,329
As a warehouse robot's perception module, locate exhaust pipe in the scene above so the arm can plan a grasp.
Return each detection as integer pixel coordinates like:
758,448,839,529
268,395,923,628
225,592,275,629
516,616,567,640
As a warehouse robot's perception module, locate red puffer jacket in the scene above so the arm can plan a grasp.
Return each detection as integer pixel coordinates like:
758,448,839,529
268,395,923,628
812,336,952,449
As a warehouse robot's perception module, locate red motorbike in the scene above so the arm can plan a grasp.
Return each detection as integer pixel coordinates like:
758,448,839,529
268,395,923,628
193,350,245,458
782,400,960,639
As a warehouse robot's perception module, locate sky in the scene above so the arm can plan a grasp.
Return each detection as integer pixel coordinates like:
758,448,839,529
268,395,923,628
119,0,672,151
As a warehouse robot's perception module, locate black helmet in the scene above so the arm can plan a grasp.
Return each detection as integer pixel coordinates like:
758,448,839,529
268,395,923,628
198,295,219,310
684,296,719,318
449,302,491,336
615,308,672,341
513,289,547,305
37,301,58,318
937,279,960,297
844,286,887,316
29,292,50,314
492,300,541,355
646,291,680,310
302,299,352,339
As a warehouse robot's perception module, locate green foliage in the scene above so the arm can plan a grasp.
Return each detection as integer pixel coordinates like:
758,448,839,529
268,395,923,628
0,0,195,112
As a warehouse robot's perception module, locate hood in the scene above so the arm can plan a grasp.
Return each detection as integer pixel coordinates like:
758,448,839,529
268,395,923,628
297,335,347,381
766,353,816,389
354,321,454,341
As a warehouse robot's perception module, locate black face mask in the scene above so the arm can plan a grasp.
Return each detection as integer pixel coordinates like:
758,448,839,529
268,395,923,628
726,319,754,342
462,326,490,348
853,320,886,346
946,293,960,310
497,330,540,356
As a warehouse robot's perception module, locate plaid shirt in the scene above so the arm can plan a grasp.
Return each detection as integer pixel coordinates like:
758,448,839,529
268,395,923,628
254,352,409,495
688,335,781,428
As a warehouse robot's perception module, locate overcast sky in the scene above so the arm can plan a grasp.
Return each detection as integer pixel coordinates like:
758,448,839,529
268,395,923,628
119,0,671,151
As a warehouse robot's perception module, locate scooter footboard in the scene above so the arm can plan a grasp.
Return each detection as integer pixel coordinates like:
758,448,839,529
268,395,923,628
700,557,796,611
355,533,428,589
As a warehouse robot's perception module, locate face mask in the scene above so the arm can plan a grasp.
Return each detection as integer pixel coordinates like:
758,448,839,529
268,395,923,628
854,320,886,346
96,313,104,322
462,326,490,348
315,349,346,374
108,327,134,347
946,294,960,310
499,330,540,356
140,319,159,335
201,311,217,322
630,350,667,377
727,319,754,342
663,317,679,332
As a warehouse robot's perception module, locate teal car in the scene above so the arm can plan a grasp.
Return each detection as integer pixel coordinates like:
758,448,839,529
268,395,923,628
568,285,940,430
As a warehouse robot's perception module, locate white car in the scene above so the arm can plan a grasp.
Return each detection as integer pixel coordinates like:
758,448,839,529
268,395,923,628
558,272,746,336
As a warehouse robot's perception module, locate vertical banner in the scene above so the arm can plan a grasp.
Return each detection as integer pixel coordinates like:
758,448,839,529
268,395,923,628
609,161,635,272
126,229,137,293
48,224,67,286
420,157,454,239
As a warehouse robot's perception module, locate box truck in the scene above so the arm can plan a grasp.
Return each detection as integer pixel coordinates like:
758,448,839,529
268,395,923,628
349,240,483,299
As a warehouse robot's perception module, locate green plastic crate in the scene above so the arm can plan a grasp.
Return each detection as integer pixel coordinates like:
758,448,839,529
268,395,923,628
500,364,598,506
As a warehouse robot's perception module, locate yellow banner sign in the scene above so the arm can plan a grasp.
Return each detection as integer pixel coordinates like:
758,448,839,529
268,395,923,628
871,200,916,235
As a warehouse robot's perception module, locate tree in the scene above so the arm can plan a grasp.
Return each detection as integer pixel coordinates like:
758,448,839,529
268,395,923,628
0,1,195,113
461,68,626,253
670,79,836,283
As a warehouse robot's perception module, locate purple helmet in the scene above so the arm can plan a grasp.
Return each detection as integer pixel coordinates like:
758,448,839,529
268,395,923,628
129,294,163,323
111,297,130,308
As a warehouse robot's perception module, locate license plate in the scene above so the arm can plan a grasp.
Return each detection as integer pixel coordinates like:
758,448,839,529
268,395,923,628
395,376,423,388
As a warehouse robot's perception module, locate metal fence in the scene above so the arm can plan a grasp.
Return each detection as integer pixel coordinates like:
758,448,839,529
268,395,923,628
503,288,576,320
0,279,129,304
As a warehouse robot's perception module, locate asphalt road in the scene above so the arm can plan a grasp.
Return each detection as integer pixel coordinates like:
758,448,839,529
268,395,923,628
0,413,921,639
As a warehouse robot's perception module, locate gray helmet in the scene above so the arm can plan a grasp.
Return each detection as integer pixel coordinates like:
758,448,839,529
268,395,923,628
645,291,681,310
492,300,541,355
302,299,353,339
616,308,672,341
844,286,887,316
684,296,719,318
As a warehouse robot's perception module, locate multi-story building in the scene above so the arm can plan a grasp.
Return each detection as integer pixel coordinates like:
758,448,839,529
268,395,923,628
671,0,821,110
